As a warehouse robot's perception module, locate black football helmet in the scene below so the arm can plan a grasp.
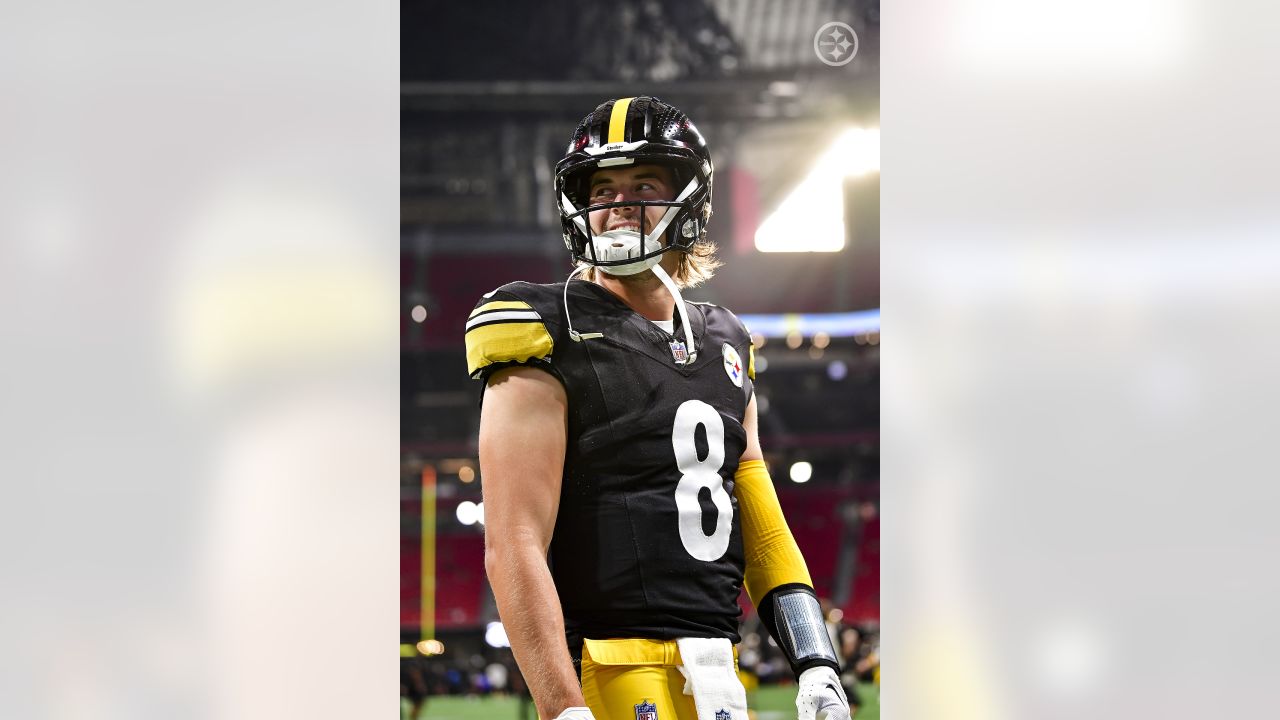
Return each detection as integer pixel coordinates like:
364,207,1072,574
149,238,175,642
555,96,714,270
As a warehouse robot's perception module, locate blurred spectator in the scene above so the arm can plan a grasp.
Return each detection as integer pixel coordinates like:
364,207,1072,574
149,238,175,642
838,626,863,716
399,658,428,720
485,662,509,694
839,625,881,717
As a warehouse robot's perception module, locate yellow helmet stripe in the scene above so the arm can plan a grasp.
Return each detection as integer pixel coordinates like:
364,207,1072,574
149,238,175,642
607,97,635,144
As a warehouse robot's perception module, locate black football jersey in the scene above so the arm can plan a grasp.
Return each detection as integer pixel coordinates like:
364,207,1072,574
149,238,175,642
466,279,757,645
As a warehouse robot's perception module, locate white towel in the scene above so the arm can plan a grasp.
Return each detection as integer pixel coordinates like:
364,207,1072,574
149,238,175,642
675,637,749,720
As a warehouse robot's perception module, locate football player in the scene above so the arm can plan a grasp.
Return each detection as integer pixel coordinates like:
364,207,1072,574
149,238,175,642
468,96,849,720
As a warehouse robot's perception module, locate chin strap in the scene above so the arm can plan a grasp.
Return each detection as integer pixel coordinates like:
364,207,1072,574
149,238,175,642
651,263,696,364
564,264,588,342
565,261,695,364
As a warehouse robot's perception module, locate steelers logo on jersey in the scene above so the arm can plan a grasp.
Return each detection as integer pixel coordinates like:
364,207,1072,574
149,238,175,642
722,342,744,388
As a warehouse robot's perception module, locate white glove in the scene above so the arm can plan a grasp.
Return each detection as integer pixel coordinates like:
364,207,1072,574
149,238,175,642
796,666,850,720
552,707,597,720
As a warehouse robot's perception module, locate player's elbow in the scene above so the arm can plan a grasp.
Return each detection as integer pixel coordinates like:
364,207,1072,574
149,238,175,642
483,531,508,575
483,529,544,583
483,544,501,583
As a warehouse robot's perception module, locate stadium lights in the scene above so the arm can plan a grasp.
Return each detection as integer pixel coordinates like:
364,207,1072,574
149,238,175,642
416,639,445,656
789,461,813,483
456,500,479,526
827,360,848,381
485,621,511,648
755,127,880,253
737,310,880,339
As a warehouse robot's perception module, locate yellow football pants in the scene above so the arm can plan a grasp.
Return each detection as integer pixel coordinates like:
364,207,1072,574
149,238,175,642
580,639,739,720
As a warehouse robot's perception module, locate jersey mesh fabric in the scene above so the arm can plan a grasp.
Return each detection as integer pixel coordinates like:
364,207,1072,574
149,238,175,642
468,280,756,645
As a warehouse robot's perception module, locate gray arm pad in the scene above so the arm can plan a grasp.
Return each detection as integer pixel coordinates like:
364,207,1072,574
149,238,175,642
771,588,839,670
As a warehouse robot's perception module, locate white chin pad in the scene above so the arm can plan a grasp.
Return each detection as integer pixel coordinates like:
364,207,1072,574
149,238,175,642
591,229,663,276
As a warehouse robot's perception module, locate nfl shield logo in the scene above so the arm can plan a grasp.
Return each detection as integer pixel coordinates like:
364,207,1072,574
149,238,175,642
669,340,689,364
716,710,732,720
634,699,658,720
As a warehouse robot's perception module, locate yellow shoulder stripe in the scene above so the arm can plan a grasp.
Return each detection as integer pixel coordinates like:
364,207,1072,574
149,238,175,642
747,344,756,381
465,319,554,376
607,97,635,144
734,459,811,606
469,300,532,319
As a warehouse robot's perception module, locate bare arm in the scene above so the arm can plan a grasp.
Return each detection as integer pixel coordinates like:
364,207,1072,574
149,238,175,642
480,367,582,719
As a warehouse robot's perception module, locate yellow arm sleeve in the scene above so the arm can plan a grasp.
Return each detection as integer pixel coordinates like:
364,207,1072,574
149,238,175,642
734,459,812,607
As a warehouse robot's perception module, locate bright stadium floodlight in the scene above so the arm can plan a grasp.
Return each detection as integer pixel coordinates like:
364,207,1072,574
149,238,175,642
485,621,511,648
789,461,813,483
755,127,880,253
456,500,478,526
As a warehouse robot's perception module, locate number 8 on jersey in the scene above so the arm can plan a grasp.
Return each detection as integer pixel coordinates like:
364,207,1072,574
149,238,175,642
672,399,733,561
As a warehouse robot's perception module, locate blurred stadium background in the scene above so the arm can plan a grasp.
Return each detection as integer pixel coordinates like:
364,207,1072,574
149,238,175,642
401,1,880,716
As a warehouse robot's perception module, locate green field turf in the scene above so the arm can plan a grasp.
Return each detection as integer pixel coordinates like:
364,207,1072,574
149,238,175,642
411,683,880,719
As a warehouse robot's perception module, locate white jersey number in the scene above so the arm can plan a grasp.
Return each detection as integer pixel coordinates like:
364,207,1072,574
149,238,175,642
672,400,733,561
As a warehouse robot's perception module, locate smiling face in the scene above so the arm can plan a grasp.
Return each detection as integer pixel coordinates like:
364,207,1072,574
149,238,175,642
586,163,678,238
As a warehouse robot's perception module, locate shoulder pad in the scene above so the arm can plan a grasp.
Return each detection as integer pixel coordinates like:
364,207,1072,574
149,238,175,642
465,284,558,379
708,303,755,381
691,301,756,381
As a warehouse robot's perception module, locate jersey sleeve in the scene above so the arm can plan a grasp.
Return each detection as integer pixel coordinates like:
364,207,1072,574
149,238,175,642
735,459,813,606
729,311,756,402
464,286,557,381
